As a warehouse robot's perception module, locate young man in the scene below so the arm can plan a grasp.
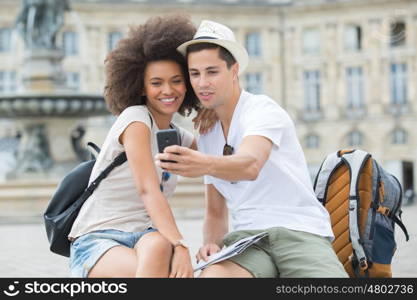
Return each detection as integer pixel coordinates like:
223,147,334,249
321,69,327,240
155,20,348,278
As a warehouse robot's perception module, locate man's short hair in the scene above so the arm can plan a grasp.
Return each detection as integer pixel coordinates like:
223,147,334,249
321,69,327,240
186,43,237,69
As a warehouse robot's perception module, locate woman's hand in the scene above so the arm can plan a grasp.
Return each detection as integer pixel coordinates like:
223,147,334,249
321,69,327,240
169,246,194,278
192,108,218,135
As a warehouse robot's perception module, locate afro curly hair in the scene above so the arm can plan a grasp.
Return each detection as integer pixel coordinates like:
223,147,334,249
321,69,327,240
104,14,198,116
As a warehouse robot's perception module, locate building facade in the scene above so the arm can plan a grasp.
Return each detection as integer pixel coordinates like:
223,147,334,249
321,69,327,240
284,0,417,194
0,0,416,194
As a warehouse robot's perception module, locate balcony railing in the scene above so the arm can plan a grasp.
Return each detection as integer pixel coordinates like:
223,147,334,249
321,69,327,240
298,109,324,122
385,102,411,116
342,106,367,119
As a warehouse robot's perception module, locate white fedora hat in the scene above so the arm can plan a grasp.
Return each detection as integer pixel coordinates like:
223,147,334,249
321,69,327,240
177,20,249,75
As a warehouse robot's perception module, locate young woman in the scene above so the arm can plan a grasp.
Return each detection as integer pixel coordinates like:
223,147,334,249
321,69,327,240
68,15,202,278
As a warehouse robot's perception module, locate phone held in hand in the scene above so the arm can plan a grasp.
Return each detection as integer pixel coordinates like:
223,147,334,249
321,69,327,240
156,129,180,163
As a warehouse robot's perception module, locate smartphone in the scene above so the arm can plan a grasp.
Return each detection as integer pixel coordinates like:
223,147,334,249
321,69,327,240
156,129,181,163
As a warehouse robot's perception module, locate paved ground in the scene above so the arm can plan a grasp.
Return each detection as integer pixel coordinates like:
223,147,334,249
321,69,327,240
0,204,416,278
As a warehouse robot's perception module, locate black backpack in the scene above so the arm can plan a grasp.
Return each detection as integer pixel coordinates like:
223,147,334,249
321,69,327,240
43,142,127,257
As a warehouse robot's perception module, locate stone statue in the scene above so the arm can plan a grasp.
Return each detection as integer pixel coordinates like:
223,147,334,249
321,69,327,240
15,124,53,173
14,0,70,50
71,125,92,162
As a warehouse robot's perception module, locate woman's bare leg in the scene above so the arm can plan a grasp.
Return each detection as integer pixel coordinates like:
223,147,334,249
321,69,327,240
134,231,173,277
88,245,137,278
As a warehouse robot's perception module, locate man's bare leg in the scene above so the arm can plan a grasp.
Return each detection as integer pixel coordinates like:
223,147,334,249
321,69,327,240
199,260,253,278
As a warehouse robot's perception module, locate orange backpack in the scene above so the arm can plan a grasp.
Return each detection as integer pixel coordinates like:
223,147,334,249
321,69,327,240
314,149,409,277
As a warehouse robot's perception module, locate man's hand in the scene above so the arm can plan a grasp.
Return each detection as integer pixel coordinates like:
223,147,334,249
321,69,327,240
196,243,222,263
192,108,218,135
155,145,212,177
170,247,194,278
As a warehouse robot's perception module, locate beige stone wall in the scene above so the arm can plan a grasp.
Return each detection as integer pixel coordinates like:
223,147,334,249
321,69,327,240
285,0,417,191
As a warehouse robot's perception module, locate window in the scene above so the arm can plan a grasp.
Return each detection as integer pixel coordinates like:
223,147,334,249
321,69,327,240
0,28,11,52
108,31,122,51
245,73,263,94
302,28,320,55
303,70,320,111
305,134,320,149
390,21,406,47
66,72,80,91
63,31,78,56
390,63,407,105
347,130,363,146
346,67,364,109
345,25,361,51
245,32,261,57
0,71,17,93
392,128,407,144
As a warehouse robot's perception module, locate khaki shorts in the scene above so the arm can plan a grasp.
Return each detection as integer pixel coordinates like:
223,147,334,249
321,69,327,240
222,227,348,278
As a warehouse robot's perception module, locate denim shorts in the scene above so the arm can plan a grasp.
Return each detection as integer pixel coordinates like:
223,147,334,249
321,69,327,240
69,228,157,278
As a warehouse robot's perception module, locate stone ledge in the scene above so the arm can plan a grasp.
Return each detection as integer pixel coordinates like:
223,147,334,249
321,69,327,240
0,177,206,221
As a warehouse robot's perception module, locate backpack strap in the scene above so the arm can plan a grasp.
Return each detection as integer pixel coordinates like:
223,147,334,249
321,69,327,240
393,210,410,241
84,151,127,196
148,113,154,128
313,151,343,205
341,149,372,273
87,142,101,154
87,142,101,160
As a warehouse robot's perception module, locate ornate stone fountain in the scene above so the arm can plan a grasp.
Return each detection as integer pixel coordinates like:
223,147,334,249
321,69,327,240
0,0,109,179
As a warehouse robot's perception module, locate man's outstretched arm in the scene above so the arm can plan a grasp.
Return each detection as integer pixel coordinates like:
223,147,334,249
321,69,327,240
155,135,273,181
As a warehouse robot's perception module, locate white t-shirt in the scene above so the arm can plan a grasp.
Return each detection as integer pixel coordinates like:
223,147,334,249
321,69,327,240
197,90,334,239
69,105,194,239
